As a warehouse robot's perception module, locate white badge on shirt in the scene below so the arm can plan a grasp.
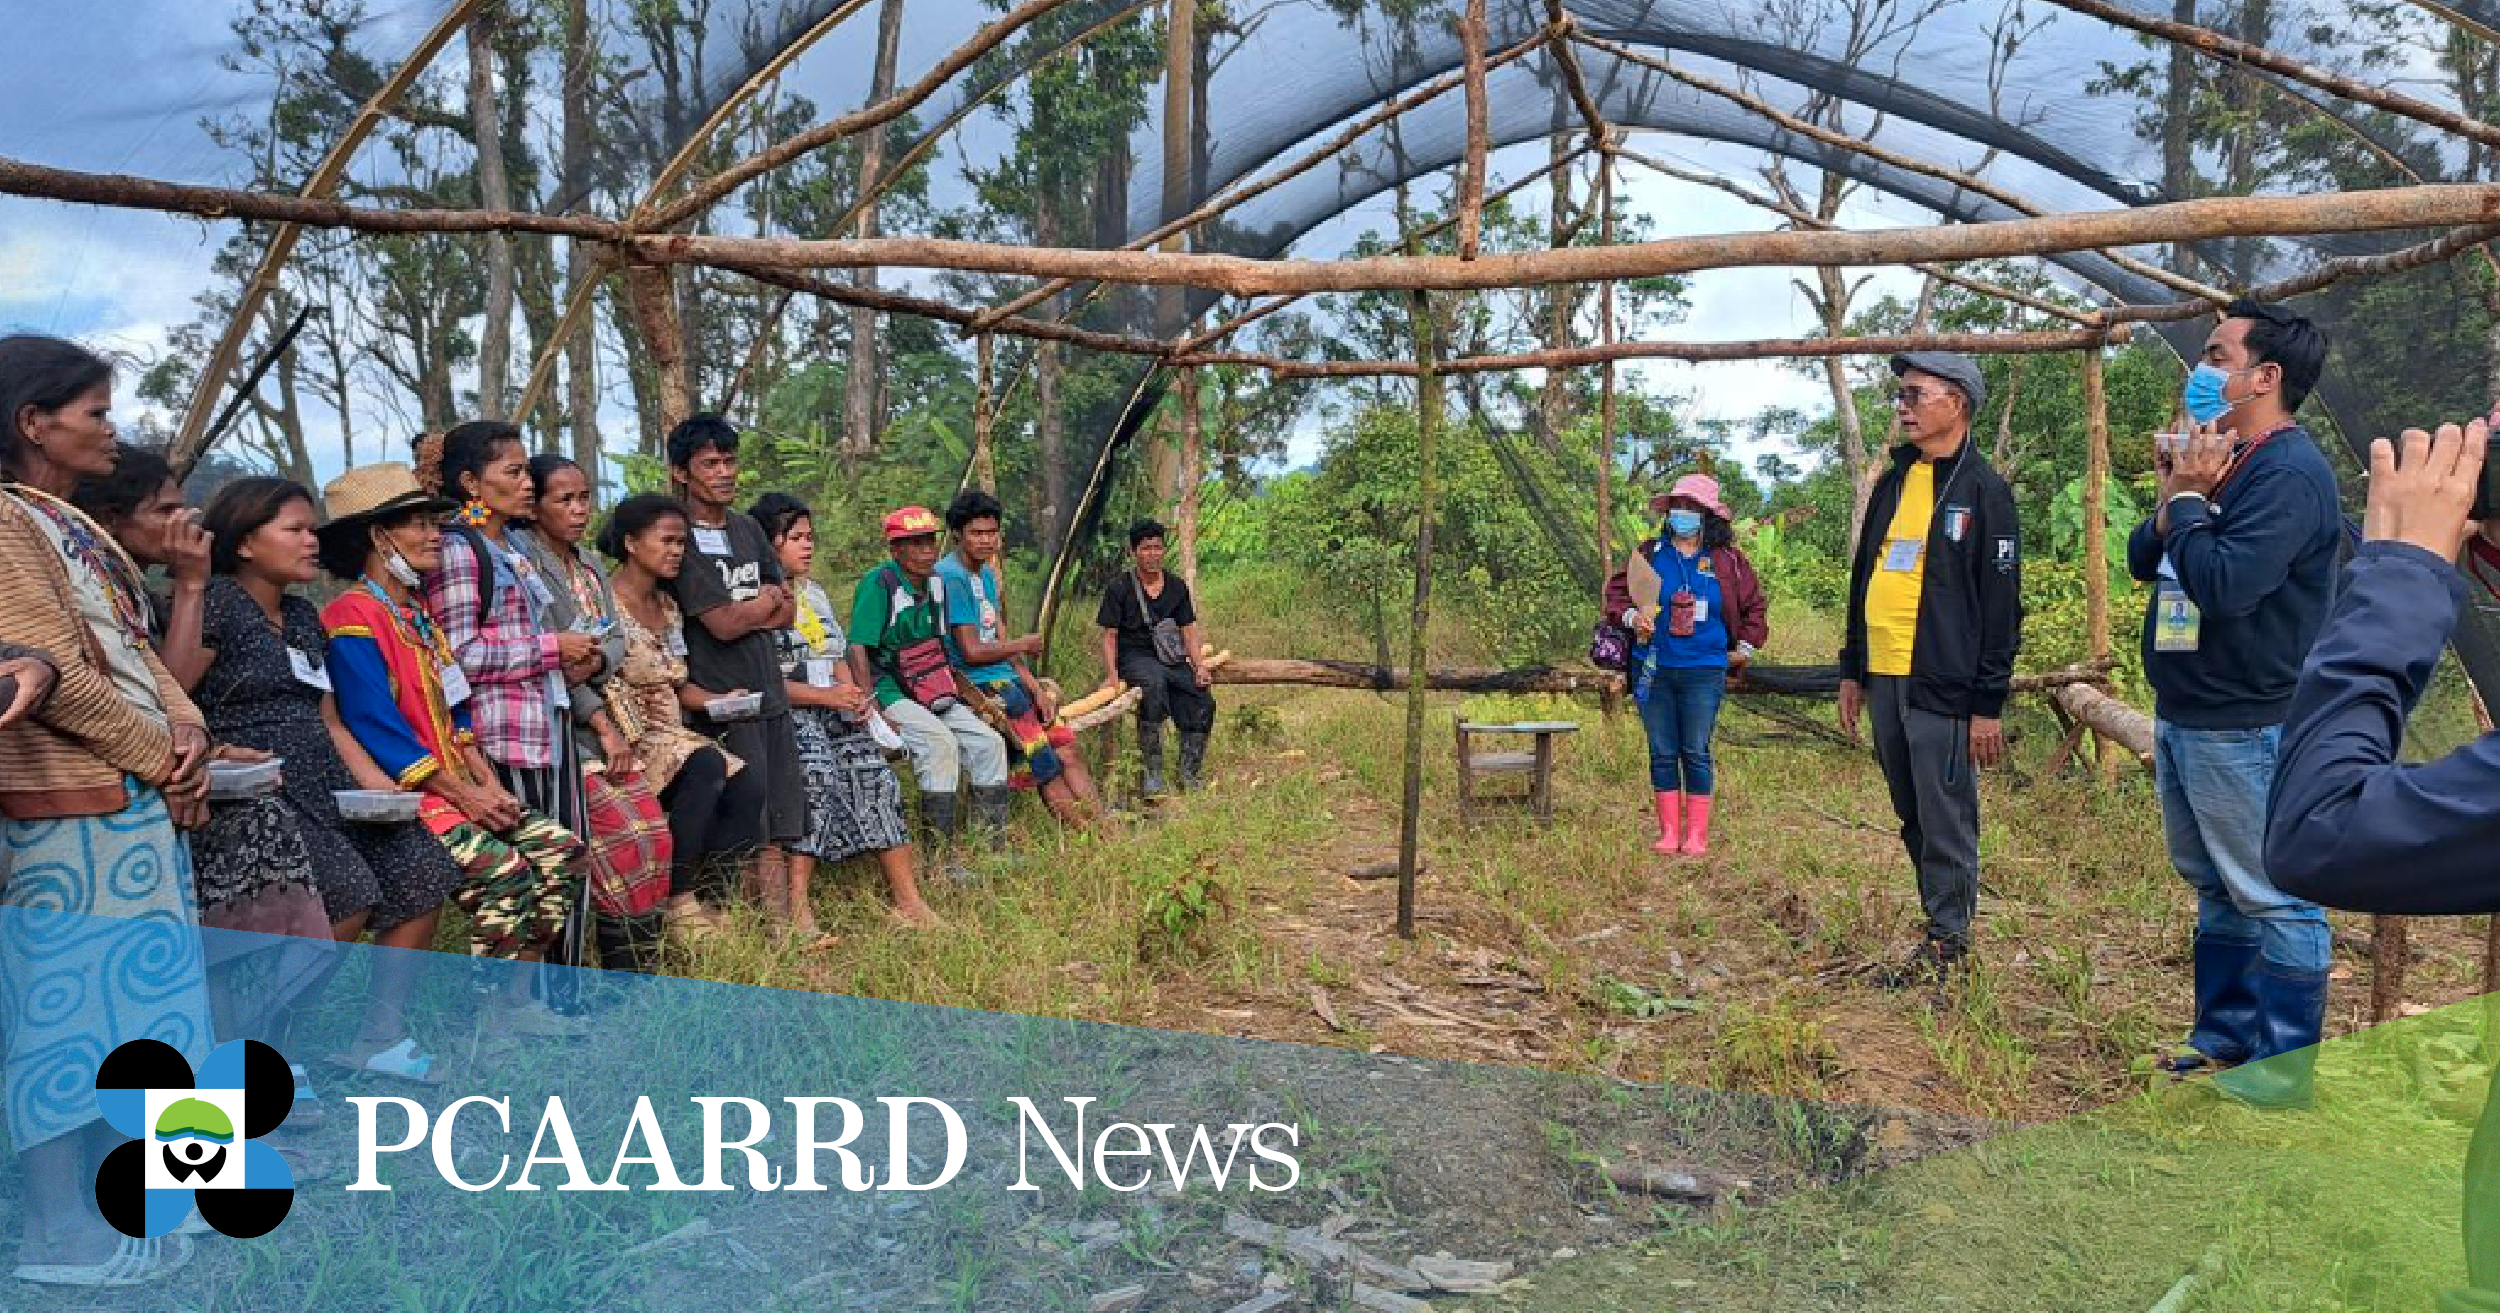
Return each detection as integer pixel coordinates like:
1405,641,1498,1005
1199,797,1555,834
1689,598,1710,626
287,647,331,692
1881,538,1924,572
693,527,732,556
665,626,690,658
438,660,473,707
805,658,836,688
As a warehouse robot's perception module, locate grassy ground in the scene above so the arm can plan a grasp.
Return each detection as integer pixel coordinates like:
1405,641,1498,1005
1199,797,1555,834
18,569,2492,1310
704,581,2498,1128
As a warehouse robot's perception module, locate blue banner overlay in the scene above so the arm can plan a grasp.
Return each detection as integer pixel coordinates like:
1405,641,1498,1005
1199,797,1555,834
3,906,2494,1311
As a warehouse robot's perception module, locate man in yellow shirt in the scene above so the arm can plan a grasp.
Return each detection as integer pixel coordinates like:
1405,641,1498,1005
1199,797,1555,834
1838,353,2024,986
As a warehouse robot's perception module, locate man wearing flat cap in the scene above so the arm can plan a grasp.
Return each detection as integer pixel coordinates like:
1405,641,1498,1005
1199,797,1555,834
1839,351,2023,986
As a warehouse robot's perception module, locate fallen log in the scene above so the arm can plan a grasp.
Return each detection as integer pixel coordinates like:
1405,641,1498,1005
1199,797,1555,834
1206,657,2110,699
1211,657,1620,695
2050,683,2154,766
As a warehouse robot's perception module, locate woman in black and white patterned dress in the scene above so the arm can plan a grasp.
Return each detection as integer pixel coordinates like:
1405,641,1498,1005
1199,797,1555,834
748,493,935,931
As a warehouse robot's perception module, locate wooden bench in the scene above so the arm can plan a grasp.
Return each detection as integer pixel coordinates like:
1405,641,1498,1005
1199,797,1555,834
1455,720,1580,826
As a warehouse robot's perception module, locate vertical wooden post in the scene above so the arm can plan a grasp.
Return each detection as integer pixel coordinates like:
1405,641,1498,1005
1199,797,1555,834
1159,0,1201,576
2081,345,2118,781
1397,284,1443,941
972,333,998,495
1177,365,1203,586
1456,0,1489,262
2081,346,2111,664
624,263,691,435
2373,917,2410,1025
1596,150,1622,721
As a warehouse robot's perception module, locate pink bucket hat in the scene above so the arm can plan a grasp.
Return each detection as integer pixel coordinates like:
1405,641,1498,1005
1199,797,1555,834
1650,473,1729,519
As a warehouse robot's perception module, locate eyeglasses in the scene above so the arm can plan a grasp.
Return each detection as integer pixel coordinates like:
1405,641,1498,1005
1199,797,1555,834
1891,388,1943,406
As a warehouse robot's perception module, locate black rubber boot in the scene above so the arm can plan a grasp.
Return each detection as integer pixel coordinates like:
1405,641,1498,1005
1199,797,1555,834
595,912,662,975
970,785,1013,838
1139,721,1169,796
1177,730,1210,792
921,789,962,843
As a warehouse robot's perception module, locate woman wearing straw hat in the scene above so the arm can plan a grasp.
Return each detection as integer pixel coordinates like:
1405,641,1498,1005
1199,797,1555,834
315,462,585,1040
1602,473,1770,857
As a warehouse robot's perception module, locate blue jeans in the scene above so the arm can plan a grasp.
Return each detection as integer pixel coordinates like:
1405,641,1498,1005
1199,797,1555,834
1638,665,1726,795
2154,721,2331,973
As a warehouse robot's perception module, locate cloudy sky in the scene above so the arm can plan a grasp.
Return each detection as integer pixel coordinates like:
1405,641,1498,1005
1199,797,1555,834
0,0,2288,486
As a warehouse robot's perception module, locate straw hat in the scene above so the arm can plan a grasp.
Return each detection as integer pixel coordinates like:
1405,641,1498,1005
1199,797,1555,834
315,462,454,554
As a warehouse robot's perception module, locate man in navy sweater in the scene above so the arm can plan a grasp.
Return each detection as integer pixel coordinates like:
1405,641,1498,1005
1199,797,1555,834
2125,299,2342,1109
2268,419,2495,1302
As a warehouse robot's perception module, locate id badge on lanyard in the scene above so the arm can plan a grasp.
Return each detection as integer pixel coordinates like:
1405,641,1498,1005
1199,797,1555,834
1881,538,1923,572
2153,556,2201,653
693,526,732,557
438,659,474,706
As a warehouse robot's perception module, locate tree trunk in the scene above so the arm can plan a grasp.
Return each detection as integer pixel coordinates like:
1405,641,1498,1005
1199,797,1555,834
562,0,600,481
468,14,516,420
1538,128,1577,451
2162,0,2198,274
1176,365,1202,584
839,0,906,456
625,264,692,437
972,333,998,495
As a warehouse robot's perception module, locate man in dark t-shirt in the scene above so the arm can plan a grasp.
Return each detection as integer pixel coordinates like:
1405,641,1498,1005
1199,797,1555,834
1094,518,1215,794
662,414,807,857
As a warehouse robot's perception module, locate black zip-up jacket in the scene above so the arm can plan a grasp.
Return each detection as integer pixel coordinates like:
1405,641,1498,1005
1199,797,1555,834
1839,438,2024,719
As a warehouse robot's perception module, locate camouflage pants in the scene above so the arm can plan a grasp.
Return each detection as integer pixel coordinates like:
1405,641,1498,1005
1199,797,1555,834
433,809,581,959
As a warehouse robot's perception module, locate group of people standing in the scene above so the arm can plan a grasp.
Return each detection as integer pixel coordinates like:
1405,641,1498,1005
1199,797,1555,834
1607,303,2372,1111
0,333,1226,1287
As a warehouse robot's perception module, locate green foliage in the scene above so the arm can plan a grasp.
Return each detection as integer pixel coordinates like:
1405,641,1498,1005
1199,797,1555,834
1740,516,1850,621
2047,474,2145,591
1139,858,1232,961
1203,400,1611,665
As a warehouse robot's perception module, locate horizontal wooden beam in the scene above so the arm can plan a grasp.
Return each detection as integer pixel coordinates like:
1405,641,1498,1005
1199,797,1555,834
624,184,2500,295
1172,326,2129,377
15,153,2500,307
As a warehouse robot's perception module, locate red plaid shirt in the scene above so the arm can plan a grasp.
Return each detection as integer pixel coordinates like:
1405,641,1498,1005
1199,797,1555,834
425,529,564,770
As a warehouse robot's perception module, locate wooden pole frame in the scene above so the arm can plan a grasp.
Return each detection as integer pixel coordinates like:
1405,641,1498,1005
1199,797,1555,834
170,0,494,475
17,154,2500,303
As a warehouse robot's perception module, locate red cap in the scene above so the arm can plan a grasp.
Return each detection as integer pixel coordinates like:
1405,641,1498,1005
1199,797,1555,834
882,506,943,541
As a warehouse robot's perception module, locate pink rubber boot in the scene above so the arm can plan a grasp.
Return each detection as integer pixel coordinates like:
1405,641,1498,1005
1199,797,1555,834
1681,794,1714,855
1652,792,1683,855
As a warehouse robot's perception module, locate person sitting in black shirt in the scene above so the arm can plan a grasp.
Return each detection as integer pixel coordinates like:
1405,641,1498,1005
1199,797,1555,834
1094,519,1215,795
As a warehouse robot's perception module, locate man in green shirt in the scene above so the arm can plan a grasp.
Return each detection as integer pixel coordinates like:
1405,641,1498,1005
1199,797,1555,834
846,505,1008,838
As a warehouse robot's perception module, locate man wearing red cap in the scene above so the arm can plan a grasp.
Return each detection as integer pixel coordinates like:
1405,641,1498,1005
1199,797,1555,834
848,506,1009,841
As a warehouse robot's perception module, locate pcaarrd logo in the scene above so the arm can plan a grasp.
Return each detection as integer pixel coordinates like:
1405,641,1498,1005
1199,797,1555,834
93,1038,296,1239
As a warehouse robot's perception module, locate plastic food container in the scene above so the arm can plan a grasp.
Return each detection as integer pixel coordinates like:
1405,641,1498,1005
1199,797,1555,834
205,758,283,801
334,789,422,824
705,692,763,723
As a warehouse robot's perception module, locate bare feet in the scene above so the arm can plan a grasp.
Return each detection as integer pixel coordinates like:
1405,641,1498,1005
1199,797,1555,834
889,901,942,929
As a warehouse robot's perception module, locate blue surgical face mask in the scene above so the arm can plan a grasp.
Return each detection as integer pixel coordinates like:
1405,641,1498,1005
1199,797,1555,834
2182,363,2241,426
1666,509,1703,538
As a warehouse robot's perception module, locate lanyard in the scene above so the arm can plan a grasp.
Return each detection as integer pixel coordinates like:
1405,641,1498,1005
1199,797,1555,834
1655,537,1702,596
2212,422,2295,503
